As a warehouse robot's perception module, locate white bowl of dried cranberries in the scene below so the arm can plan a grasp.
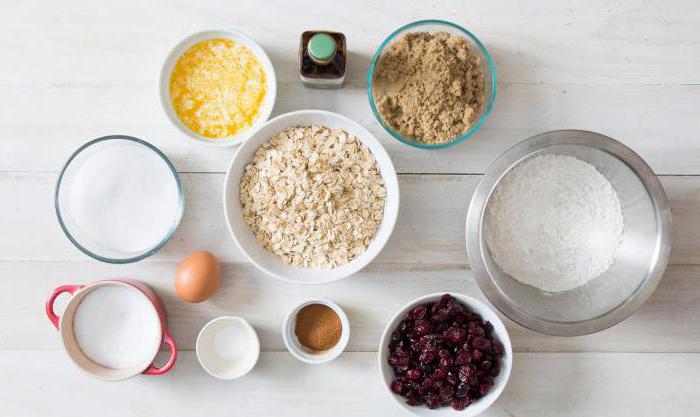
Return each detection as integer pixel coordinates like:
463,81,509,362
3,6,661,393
379,293,512,416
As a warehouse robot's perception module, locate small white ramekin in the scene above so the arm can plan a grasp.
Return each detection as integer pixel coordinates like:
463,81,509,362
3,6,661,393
159,30,277,147
283,299,350,364
196,316,260,380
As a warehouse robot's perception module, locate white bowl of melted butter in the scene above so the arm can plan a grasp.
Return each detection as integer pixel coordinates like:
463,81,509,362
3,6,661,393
160,30,277,147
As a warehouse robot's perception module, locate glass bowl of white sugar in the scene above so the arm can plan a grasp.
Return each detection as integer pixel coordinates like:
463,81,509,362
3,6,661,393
466,130,672,336
55,135,184,263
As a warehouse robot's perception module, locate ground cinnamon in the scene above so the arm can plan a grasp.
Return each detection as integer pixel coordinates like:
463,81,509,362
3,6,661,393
294,304,342,351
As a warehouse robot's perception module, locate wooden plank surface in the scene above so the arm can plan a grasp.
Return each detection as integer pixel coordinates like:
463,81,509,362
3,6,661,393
2,83,700,175
2,351,698,417
11,263,700,353
2,173,699,265
3,0,700,415
1,0,700,175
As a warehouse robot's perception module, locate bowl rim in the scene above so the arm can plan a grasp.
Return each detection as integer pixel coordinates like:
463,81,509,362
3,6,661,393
367,19,497,150
158,29,278,148
222,109,400,284
378,292,513,416
195,315,261,380
282,298,350,364
54,135,184,264
465,130,673,336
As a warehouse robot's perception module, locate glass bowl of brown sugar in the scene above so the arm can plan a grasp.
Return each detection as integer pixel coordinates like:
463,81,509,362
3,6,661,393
367,20,496,149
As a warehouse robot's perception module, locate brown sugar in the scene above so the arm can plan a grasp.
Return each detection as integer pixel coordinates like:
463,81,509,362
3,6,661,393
372,31,486,145
294,304,342,351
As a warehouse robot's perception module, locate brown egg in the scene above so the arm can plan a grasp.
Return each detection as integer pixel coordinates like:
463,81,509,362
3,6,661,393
175,251,221,303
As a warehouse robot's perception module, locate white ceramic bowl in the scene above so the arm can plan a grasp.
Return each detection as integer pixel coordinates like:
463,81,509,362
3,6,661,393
223,110,400,284
379,293,513,417
159,30,277,147
282,299,350,364
196,316,260,380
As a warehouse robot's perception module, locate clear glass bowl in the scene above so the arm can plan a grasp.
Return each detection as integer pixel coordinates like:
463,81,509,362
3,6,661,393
367,20,496,150
55,135,184,264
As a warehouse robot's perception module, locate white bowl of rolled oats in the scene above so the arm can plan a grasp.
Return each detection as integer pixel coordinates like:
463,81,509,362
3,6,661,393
223,110,399,284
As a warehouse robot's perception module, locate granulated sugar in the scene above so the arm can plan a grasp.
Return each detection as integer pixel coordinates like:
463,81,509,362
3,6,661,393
73,285,161,369
69,139,180,254
484,154,624,292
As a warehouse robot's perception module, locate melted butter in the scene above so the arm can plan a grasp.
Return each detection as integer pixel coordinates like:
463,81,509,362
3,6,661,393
170,38,266,138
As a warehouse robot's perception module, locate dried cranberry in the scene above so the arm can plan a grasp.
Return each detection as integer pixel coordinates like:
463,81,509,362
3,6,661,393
456,383,469,398
493,341,505,357
432,309,451,323
446,371,458,386
458,364,476,382
409,305,428,320
440,293,454,304
451,398,471,411
419,363,433,373
439,355,454,368
390,380,404,394
443,326,467,344
473,337,491,352
387,294,502,411
425,396,441,409
432,367,447,380
418,334,440,349
418,348,437,364
439,386,455,402
398,319,411,333
388,353,409,367
406,397,423,407
406,369,422,380
393,365,409,376
456,350,471,365
414,319,432,336
468,322,485,337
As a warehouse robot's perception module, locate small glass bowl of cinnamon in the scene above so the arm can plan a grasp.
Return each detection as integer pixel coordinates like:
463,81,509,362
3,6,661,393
283,299,350,364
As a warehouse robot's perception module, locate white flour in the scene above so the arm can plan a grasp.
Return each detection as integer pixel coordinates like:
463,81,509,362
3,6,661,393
73,285,161,369
484,154,623,292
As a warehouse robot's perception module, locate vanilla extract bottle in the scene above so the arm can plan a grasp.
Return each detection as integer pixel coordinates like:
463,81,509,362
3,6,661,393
299,31,346,88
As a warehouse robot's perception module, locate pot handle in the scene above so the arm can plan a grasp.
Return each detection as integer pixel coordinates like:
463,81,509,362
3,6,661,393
143,331,177,376
46,285,84,330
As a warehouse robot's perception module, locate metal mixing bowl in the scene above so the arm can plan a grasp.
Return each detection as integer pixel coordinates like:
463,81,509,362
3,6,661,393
466,130,672,336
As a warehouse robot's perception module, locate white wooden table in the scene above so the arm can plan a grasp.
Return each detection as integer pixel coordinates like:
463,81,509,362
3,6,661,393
2,0,699,415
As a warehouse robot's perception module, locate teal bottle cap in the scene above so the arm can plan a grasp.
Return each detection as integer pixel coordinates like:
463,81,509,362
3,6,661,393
308,33,336,62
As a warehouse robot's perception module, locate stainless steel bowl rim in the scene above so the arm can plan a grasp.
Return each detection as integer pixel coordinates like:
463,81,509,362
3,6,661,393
465,130,672,336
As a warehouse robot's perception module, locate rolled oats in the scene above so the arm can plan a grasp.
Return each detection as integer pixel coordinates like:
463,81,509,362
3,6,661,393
240,125,387,269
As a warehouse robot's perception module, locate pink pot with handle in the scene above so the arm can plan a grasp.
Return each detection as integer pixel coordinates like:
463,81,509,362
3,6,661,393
46,279,177,380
